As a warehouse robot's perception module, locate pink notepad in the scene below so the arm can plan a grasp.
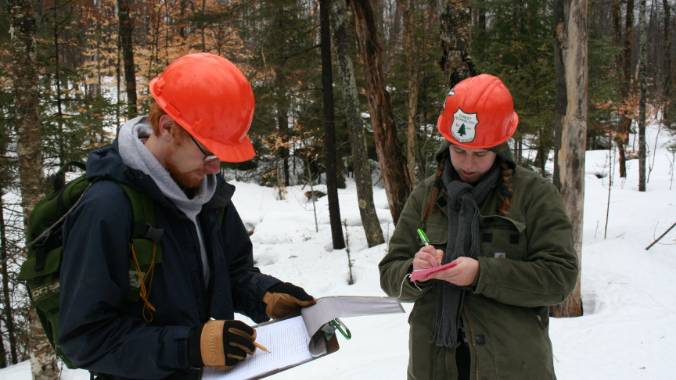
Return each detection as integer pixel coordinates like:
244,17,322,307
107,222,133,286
410,261,458,282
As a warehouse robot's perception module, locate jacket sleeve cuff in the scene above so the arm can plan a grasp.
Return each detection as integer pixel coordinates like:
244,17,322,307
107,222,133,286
187,326,204,368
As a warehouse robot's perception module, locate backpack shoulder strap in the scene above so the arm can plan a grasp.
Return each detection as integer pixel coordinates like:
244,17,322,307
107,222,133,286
116,183,163,322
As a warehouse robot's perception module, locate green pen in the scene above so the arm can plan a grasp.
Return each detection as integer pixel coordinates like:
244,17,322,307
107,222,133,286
417,228,431,246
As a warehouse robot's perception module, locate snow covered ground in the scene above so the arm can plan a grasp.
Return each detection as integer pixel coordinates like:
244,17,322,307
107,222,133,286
1,124,674,379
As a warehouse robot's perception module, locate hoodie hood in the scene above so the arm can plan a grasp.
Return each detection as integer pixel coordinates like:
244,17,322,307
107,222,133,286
116,116,217,223
85,119,234,214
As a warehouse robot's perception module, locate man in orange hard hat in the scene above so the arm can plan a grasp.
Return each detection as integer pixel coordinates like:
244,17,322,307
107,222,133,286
380,74,578,379
59,53,315,379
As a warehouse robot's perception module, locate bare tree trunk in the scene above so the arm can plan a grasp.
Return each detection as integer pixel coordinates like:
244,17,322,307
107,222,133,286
53,1,65,165
638,0,647,191
0,195,18,365
8,0,60,376
118,0,138,118
274,76,290,187
401,0,419,185
146,2,161,82
553,0,567,189
94,2,102,96
551,0,587,318
618,0,636,178
663,0,672,130
331,0,384,247
349,0,411,224
116,26,122,126
382,0,401,76
320,0,346,250
439,0,476,87
535,126,549,176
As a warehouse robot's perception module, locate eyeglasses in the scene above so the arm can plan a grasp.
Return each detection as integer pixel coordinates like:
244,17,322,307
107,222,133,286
187,133,218,163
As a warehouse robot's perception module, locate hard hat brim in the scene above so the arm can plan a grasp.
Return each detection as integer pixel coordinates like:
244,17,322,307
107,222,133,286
202,135,256,163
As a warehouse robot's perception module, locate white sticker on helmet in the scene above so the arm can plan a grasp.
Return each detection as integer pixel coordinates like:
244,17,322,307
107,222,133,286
451,109,478,143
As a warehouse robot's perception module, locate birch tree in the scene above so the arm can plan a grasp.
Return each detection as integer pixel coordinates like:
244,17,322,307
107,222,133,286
8,0,59,376
331,0,384,247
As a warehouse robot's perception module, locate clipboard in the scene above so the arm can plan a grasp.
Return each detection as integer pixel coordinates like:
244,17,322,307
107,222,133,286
202,296,404,379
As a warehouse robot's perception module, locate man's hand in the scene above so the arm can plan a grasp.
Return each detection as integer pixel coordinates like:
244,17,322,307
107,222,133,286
263,282,316,319
428,256,480,287
189,319,256,370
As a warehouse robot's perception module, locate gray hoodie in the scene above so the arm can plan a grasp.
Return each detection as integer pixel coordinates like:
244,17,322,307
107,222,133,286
117,116,216,284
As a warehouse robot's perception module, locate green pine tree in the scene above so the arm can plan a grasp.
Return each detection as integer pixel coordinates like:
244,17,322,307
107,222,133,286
458,123,467,136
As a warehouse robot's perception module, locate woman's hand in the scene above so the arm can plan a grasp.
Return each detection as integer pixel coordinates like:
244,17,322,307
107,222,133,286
412,246,443,273
428,256,480,287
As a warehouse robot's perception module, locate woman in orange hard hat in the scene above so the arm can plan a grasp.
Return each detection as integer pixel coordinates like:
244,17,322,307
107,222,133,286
59,53,316,379
379,74,578,380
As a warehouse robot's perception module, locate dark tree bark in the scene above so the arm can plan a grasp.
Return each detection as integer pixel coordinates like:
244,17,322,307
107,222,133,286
274,75,290,187
8,0,59,376
116,27,122,126
53,1,65,165
348,0,412,224
638,0,647,191
331,0,384,247
439,0,476,88
200,0,207,51
401,0,419,186
617,0,636,178
550,0,587,318
663,0,672,130
319,0,346,249
553,0,567,190
118,0,138,118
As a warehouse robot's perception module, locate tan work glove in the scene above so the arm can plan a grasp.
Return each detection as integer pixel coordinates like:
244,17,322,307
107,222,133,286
189,320,256,370
263,282,316,319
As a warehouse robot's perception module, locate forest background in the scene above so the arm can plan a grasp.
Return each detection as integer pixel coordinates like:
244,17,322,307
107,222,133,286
0,0,673,377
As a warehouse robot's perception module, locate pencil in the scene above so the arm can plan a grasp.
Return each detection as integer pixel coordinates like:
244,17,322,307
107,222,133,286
417,228,431,246
254,341,271,353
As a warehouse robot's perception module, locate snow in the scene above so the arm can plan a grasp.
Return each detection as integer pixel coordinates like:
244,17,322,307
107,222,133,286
1,124,674,379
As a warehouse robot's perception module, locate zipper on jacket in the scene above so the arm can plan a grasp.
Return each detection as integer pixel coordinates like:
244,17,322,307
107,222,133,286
462,311,480,380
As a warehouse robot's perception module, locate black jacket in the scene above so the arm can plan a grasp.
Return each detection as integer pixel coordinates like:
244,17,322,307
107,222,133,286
59,143,281,379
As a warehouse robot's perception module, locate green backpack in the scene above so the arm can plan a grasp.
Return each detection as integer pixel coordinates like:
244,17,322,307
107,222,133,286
18,162,163,367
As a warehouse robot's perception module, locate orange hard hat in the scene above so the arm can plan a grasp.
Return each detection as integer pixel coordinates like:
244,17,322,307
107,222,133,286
436,74,518,149
149,53,256,162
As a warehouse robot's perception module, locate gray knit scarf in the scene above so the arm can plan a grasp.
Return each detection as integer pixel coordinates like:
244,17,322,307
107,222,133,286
433,158,500,348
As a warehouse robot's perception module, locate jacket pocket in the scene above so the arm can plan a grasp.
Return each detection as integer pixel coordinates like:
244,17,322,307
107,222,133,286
479,215,527,260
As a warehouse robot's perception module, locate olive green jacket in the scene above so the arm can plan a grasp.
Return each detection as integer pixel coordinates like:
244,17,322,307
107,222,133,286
379,163,578,380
